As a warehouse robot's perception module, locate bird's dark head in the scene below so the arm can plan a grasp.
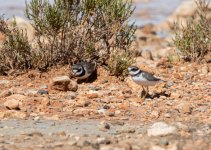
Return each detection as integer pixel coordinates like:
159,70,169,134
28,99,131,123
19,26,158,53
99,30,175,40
128,66,140,76
72,64,84,77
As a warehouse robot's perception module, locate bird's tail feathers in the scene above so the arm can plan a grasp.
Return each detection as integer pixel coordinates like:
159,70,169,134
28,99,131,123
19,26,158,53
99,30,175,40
159,79,166,82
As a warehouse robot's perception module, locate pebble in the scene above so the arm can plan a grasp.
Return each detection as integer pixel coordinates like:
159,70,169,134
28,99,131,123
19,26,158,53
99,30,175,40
164,81,174,88
4,99,20,110
105,111,115,117
0,110,26,119
137,127,146,134
175,122,188,131
179,66,187,71
83,101,91,107
67,141,77,146
150,145,165,150
117,125,136,134
98,108,107,115
164,113,171,118
77,138,91,147
147,122,177,136
102,105,110,109
159,138,169,145
87,93,99,99
100,80,108,84
197,106,208,112
198,124,211,135
0,80,10,85
73,108,97,115
33,116,40,121
5,94,26,100
37,89,49,95
50,76,70,91
41,97,50,106
100,145,112,150
39,85,48,89
0,90,12,98
176,101,192,114
65,91,77,100
68,80,78,92
99,121,111,131
89,86,102,91
27,89,38,95
28,131,43,137
100,145,131,150
97,137,111,145
200,65,209,74
171,92,181,99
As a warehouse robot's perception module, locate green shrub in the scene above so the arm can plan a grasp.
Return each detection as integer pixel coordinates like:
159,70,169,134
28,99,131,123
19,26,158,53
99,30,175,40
25,0,136,75
0,16,32,74
108,49,134,77
173,0,211,61
0,0,136,76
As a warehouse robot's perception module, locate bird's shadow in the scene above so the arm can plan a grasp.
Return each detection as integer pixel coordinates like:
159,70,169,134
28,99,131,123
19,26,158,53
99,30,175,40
142,90,170,99
77,69,97,84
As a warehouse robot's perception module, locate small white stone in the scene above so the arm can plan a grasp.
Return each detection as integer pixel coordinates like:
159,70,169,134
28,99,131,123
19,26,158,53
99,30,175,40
150,145,165,150
148,122,176,136
98,108,106,115
0,80,10,85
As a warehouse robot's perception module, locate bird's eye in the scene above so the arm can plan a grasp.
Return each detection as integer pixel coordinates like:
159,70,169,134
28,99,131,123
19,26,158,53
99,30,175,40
131,68,137,71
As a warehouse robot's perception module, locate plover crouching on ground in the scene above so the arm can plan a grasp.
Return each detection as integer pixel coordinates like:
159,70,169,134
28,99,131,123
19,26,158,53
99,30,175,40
71,61,96,80
128,66,164,98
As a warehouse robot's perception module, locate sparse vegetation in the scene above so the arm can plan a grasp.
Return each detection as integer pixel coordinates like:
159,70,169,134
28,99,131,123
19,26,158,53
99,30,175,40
0,0,136,76
173,0,211,62
0,16,32,74
108,49,134,77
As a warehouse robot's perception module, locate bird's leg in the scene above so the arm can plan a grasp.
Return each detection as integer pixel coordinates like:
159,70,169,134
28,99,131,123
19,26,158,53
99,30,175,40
141,86,146,98
141,86,149,99
145,86,149,98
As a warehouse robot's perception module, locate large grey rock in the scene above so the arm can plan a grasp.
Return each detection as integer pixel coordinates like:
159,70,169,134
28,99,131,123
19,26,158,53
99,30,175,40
7,17,35,42
158,0,211,30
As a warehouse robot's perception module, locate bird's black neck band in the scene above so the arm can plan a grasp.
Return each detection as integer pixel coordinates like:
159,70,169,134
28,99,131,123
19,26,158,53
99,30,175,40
131,70,141,77
76,68,85,77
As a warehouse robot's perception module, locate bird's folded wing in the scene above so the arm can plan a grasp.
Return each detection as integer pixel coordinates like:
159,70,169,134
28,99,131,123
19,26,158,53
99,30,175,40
142,72,161,81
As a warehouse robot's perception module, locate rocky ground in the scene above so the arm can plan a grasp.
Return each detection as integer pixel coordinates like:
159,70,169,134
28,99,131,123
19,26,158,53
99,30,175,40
0,1,211,150
0,56,210,149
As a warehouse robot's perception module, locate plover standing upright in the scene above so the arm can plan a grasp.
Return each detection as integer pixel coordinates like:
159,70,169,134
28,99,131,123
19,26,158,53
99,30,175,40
71,61,96,81
128,66,164,98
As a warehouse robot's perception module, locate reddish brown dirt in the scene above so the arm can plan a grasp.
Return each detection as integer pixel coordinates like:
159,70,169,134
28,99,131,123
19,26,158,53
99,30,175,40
0,59,210,149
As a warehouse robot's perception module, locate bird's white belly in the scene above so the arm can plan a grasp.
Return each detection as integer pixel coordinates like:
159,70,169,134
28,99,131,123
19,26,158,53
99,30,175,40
132,76,158,86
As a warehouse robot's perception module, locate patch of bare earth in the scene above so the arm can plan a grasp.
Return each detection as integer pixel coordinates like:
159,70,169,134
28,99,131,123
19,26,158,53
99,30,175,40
0,59,210,149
